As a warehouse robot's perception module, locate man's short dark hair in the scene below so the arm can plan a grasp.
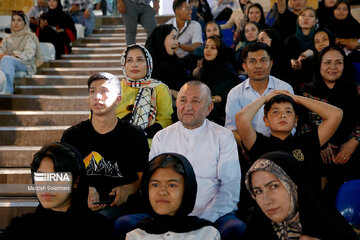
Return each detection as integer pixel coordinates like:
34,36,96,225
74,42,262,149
173,0,187,13
87,72,121,96
242,42,273,62
264,94,298,117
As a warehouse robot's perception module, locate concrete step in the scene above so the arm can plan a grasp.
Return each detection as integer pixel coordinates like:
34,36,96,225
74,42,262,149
15,85,88,96
0,110,89,126
0,146,40,167
88,32,147,37
61,53,122,60
100,15,173,25
71,46,125,54
0,126,68,145
0,95,88,111
40,67,123,75
80,36,147,43
14,75,89,85
0,168,32,184
49,59,122,68
93,27,145,34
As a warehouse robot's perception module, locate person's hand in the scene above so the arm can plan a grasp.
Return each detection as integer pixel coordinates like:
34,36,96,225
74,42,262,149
299,235,320,240
265,90,291,102
153,0,160,13
117,0,126,14
344,39,359,50
83,9,90,19
109,186,128,207
291,59,301,70
56,28,64,33
39,19,48,30
320,143,338,164
299,49,314,61
88,187,107,211
334,138,359,164
30,18,39,26
212,95,222,103
70,4,80,13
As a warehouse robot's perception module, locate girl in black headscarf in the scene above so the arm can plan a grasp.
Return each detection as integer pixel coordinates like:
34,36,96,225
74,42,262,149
316,0,336,28
244,151,358,240
145,24,189,98
36,0,76,59
126,153,220,239
246,3,270,30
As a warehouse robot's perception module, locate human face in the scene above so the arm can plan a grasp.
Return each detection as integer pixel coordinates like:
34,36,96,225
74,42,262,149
124,48,147,80
204,39,218,61
324,0,336,8
314,31,330,52
87,79,120,116
244,23,259,42
242,50,273,82
248,6,261,23
176,84,213,129
48,0,58,9
149,168,185,216
258,31,272,47
264,102,297,138
11,15,25,32
334,2,348,20
298,9,316,30
251,171,291,223
320,50,344,87
164,29,178,56
205,23,220,38
38,0,46,7
288,0,306,12
176,2,192,21
35,157,73,212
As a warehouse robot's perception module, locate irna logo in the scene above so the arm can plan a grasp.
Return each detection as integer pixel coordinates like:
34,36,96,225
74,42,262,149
34,172,71,182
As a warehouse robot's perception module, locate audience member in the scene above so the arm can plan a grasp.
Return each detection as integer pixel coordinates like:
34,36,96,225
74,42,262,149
258,29,292,82
0,142,112,240
145,24,189,98
299,45,360,203
114,81,246,240
285,7,318,92
28,0,48,32
326,0,360,62
63,0,95,36
225,42,294,147
125,153,220,239
61,72,149,220
94,0,114,16
210,0,240,21
117,45,173,139
235,21,261,61
244,151,358,239
246,3,269,29
274,0,307,39
313,28,334,53
189,0,213,30
117,0,159,45
166,0,202,67
193,35,240,125
220,0,250,30
317,0,336,27
235,91,342,187
36,0,77,59
0,11,43,94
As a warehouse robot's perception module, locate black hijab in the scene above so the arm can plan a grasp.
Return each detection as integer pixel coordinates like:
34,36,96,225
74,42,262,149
316,0,334,28
46,0,76,36
326,0,360,39
145,24,189,91
135,153,213,234
244,151,358,240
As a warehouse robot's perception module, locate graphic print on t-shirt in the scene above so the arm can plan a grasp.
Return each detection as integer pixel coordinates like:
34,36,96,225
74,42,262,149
83,151,124,178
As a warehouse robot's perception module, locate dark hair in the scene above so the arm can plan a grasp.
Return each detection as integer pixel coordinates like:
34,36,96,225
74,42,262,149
148,155,185,178
333,0,350,16
206,34,222,50
87,72,121,96
313,28,335,52
124,45,147,61
173,0,187,13
247,3,266,24
242,42,273,61
31,142,87,209
264,94,298,117
11,10,26,24
204,21,223,39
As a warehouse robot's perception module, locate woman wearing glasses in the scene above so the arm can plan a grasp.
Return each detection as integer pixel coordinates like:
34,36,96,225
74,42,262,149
0,10,42,94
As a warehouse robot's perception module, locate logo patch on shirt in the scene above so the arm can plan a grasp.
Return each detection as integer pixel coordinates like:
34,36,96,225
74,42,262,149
292,149,304,161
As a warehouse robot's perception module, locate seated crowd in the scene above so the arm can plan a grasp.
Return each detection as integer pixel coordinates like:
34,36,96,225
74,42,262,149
1,0,360,239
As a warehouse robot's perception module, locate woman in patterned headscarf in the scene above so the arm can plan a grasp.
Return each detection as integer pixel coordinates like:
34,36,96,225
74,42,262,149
244,151,357,240
116,44,173,139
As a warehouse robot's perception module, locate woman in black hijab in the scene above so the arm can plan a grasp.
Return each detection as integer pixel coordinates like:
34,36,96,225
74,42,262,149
244,151,358,240
36,0,76,59
126,153,220,239
145,24,189,98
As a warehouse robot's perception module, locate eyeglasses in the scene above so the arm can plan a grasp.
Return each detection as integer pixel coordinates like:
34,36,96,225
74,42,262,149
181,7,191,11
12,10,25,15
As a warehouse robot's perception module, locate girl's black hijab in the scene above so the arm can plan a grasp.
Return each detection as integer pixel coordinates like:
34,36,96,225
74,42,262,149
46,0,76,34
312,28,335,54
244,151,358,239
135,153,213,234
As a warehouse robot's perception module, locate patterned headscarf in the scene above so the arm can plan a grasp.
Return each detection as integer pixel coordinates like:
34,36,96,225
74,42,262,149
245,158,302,239
120,45,164,130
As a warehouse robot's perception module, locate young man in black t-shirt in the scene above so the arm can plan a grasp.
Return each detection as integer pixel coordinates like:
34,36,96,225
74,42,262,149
61,72,149,219
235,91,342,187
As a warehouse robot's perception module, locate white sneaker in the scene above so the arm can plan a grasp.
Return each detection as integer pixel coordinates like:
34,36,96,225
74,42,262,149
0,71,6,94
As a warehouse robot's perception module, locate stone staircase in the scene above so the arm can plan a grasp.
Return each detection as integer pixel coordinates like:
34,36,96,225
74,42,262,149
0,15,172,230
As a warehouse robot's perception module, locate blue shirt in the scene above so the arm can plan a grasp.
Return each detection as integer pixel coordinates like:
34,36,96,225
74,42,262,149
225,75,294,136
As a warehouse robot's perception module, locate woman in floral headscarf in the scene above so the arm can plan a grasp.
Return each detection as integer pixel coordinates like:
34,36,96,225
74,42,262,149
0,10,43,94
116,44,173,139
244,151,357,240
